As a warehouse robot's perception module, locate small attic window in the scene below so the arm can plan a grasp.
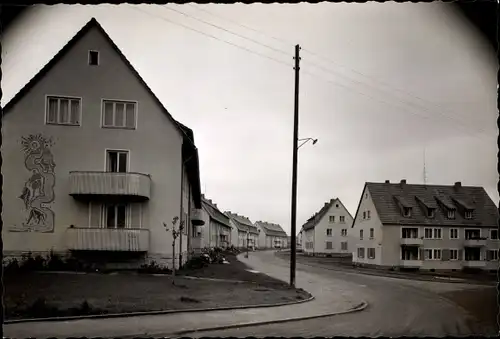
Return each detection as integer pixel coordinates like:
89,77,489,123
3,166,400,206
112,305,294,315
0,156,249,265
88,50,99,66
403,207,412,218
427,208,435,218
336,204,339,208
447,209,456,219
464,210,473,219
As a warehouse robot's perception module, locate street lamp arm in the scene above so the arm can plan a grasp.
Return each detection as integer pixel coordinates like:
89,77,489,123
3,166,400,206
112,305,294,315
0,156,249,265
297,138,318,150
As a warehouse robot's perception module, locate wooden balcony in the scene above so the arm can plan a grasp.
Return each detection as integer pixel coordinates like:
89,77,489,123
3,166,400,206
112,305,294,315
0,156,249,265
463,238,487,247
69,171,151,201
66,227,149,252
400,237,423,246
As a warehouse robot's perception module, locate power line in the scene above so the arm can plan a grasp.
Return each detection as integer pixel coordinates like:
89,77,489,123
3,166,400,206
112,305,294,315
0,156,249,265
161,5,290,57
130,6,292,68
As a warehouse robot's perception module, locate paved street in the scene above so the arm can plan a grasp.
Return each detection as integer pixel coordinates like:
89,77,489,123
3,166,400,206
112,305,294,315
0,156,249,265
3,251,360,338
184,251,495,337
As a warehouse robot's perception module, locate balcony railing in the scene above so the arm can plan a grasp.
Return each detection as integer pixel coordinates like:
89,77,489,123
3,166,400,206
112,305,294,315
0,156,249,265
399,259,423,268
66,227,150,252
463,238,487,247
69,171,151,200
462,260,486,268
400,237,423,246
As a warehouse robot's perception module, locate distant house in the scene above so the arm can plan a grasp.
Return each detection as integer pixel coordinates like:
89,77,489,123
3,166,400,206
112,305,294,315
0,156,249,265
350,180,499,272
297,228,303,250
255,221,288,249
194,195,232,250
1,18,204,270
225,212,259,249
301,198,353,256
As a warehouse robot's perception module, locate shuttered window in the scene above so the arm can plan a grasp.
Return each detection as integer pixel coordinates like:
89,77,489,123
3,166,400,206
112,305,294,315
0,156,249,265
325,241,333,249
46,96,81,126
102,100,137,129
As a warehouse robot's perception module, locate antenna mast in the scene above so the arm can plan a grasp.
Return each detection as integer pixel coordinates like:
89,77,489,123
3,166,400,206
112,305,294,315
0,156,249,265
423,147,427,185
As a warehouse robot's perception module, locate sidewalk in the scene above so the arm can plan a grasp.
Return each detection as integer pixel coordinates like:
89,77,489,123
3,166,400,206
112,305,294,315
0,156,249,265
4,251,366,338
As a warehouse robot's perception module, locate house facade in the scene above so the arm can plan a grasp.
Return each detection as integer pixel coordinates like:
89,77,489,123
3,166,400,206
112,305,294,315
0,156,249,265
255,221,288,249
297,229,303,250
226,212,259,249
193,195,232,250
301,198,353,256
1,18,204,270
351,180,499,272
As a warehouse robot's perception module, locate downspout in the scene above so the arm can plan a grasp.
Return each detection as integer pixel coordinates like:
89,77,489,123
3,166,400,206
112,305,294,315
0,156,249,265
179,164,184,269
187,180,192,260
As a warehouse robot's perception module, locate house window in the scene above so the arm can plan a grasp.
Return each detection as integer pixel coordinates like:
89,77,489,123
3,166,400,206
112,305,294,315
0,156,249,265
402,227,418,239
367,210,371,219
491,229,498,240
450,249,459,260
326,228,332,237
424,228,433,239
464,210,473,219
433,228,442,239
341,242,348,250
102,100,137,129
341,229,347,237
336,204,339,208
367,248,375,259
427,208,435,218
89,50,99,65
104,204,127,228
488,249,499,261
363,211,366,219
369,228,374,239
46,96,81,126
360,229,364,240
450,228,459,239
340,216,345,223
447,209,456,219
365,193,368,199
107,150,128,173
329,216,335,223
403,207,412,217
357,247,365,258
326,241,333,250
424,249,441,260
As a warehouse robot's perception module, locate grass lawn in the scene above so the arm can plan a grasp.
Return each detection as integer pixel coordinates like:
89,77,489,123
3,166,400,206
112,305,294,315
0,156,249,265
4,254,310,321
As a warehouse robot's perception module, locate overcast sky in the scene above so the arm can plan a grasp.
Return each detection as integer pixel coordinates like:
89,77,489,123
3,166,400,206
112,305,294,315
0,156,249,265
2,3,497,234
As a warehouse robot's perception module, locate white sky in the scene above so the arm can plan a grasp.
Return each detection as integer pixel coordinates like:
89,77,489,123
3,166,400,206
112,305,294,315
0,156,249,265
2,3,497,235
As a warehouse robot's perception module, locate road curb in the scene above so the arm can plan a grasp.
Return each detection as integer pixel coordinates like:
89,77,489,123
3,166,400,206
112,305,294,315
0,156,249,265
275,253,495,286
4,295,315,325
170,300,368,336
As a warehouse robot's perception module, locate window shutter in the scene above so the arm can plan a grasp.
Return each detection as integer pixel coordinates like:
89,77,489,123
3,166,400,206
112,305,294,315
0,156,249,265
442,249,449,261
458,249,463,260
70,99,80,124
130,203,141,228
486,250,492,261
419,249,424,260
89,202,102,227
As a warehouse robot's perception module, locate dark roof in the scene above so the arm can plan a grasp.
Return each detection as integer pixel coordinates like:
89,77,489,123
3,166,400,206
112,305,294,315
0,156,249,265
302,198,353,231
202,196,231,228
362,181,498,227
225,212,258,234
1,17,202,209
255,221,287,237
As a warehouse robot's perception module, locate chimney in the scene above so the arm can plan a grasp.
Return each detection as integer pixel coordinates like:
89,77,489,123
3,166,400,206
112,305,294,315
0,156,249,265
385,180,390,183
400,179,406,184
454,182,461,189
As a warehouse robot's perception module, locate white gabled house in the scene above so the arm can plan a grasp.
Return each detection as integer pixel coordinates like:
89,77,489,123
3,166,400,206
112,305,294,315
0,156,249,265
255,221,288,249
350,179,499,272
301,198,353,256
226,212,259,249
193,195,232,251
1,18,205,270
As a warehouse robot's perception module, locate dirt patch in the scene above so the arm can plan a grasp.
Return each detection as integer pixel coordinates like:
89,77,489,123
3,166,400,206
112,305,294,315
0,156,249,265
5,254,310,321
439,287,498,335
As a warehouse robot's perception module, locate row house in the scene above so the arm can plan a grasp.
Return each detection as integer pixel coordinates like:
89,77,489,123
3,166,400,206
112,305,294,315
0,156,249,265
255,221,289,249
226,212,259,249
1,18,205,270
351,180,499,272
193,195,232,251
301,198,353,256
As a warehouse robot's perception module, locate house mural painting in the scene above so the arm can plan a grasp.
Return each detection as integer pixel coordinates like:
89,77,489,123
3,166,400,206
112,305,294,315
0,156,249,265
16,133,56,233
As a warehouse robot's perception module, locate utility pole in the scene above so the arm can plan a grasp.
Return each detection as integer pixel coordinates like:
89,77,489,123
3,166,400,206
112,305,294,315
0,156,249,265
290,44,300,288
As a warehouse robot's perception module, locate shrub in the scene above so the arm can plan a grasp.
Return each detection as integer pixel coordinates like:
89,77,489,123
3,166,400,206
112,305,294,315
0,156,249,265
20,253,46,271
184,256,209,270
138,261,172,274
45,251,66,271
